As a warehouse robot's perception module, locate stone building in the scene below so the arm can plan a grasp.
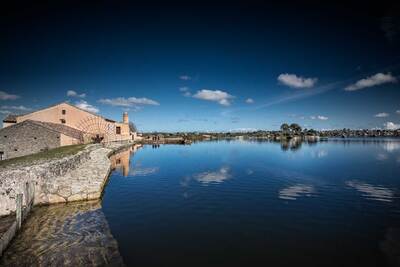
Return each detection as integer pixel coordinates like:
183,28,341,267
0,102,135,160
0,120,84,159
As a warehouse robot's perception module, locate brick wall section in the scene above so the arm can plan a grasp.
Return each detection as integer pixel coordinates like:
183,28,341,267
0,121,61,160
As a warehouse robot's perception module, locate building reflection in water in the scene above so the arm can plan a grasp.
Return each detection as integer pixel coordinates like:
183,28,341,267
110,144,142,177
0,201,125,267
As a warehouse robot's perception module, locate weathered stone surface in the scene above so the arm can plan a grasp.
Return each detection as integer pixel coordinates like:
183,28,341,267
0,142,132,217
0,142,133,259
0,120,61,160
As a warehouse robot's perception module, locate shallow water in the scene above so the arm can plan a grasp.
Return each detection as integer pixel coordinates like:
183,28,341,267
2,139,400,266
0,201,124,266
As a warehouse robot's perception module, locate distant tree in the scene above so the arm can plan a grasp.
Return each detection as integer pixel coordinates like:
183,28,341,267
289,123,302,134
129,122,137,132
280,123,289,134
307,128,317,135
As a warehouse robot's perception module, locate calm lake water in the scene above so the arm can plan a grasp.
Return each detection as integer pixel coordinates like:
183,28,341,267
2,139,400,266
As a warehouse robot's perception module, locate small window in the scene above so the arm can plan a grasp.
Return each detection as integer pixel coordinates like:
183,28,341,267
60,119,66,124
62,109,66,115
116,126,121,134
14,148,18,151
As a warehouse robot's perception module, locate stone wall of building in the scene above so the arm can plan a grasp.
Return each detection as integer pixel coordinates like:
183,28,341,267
0,121,61,160
5,102,132,143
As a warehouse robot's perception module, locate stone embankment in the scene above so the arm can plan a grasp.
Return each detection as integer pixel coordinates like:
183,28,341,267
0,142,132,256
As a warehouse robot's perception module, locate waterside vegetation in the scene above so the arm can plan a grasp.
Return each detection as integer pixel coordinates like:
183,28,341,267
141,123,400,144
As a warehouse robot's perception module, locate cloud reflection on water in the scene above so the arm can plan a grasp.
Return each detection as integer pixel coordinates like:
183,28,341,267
181,166,232,189
346,180,394,202
130,166,159,176
311,149,328,158
382,142,400,152
194,166,231,184
376,153,389,161
279,184,315,200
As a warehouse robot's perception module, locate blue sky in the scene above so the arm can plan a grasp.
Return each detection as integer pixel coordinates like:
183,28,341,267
1,1,400,132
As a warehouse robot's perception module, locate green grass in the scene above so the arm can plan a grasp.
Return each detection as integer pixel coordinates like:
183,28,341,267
0,144,87,168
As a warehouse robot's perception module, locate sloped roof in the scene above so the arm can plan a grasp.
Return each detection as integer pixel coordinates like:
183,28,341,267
0,120,84,141
28,120,84,140
2,102,116,123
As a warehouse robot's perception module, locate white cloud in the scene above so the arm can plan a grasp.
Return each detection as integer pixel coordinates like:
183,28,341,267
396,110,400,114
374,112,389,118
384,121,400,130
194,166,231,184
346,180,394,202
318,115,328,120
279,184,315,200
75,100,99,113
344,73,397,91
0,110,11,114
310,115,328,120
0,105,31,111
98,97,160,107
179,87,191,97
277,73,318,88
0,91,19,100
192,89,234,106
229,128,258,132
179,75,191,81
245,98,254,104
67,90,86,98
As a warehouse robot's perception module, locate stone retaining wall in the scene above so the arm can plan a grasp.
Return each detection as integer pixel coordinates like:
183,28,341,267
0,142,133,257
0,143,131,217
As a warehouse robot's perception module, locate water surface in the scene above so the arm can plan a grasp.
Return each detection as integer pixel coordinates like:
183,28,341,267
2,139,400,266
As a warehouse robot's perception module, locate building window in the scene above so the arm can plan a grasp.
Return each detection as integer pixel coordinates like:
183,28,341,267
62,109,66,115
116,126,121,134
0,151,4,160
60,119,66,124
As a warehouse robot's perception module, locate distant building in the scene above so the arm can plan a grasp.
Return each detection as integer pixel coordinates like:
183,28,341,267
0,102,135,160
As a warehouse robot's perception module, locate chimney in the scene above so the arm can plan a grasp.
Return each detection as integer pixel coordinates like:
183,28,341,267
123,112,129,124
